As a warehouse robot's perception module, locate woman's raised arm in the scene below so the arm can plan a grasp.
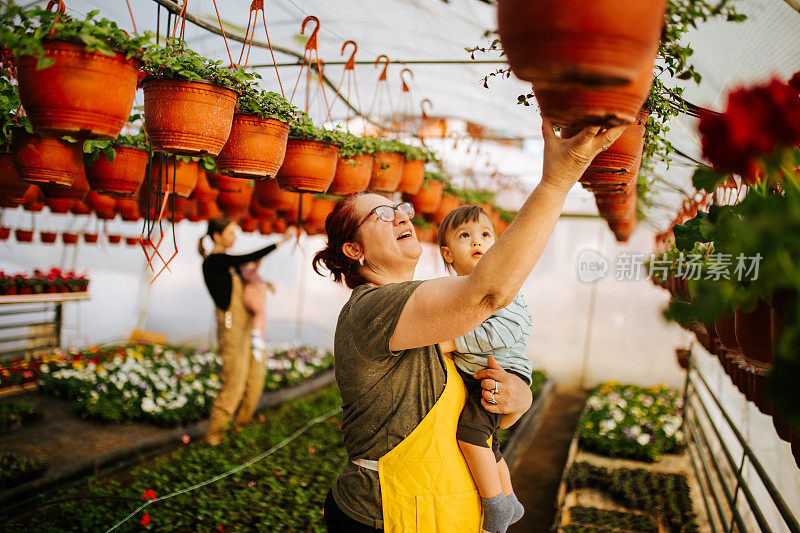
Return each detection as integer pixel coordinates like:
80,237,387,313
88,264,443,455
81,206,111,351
390,119,627,352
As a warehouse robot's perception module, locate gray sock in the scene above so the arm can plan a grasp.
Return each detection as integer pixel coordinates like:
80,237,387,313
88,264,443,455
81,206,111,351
481,493,514,533
507,492,524,524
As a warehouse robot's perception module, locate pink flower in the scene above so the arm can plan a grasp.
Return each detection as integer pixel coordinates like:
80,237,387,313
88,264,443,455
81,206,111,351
181,434,190,444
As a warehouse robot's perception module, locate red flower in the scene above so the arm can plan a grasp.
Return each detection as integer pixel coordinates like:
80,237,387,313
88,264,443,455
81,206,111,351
790,71,800,92
142,489,157,500
218,525,224,532
139,513,151,526
700,78,800,177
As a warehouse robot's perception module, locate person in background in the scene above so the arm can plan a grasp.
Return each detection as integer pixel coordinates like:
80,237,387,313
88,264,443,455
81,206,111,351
199,216,294,445
240,259,276,362
437,205,533,533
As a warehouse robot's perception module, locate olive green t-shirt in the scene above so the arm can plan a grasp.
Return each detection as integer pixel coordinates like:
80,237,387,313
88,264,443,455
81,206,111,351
331,281,447,529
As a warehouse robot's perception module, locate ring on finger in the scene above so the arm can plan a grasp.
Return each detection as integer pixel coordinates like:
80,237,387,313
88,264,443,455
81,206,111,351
488,390,498,405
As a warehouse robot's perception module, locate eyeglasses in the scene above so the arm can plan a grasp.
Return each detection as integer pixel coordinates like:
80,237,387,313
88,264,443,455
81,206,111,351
356,202,415,231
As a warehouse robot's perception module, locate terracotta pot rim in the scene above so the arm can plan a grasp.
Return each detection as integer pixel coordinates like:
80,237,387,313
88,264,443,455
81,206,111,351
232,113,291,126
21,39,143,66
141,76,241,96
286,138,342,149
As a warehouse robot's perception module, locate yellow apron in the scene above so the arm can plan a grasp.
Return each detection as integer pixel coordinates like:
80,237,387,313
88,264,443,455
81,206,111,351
378,354,483,532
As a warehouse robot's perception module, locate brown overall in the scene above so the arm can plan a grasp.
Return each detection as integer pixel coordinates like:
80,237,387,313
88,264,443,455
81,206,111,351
206,271,266,445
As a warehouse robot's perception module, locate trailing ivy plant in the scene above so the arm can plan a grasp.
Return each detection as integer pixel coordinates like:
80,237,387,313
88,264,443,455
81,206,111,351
287,115,343,146
0,2,152,68
236,85,304,124
82,114,149,165
142,37,255,91
337,131,373,159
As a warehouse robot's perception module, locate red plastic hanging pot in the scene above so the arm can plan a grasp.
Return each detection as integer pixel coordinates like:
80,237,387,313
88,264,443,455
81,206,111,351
15,229,34,243
173,196,196,220
239,216,258,233
21,185,44,212
369,152,405,192
328,154,373,195
125,236,140,246
0,152,29,201
258,219,274,235
255,178,296,212
87,191,117,220
397,158,426,194
735,300,774,369
497,0,665,89
217,184,253,219
307,198,336,230
83,232,99,244
714,314,740,353
430,194,461,225
215,115,290,178
142,78,238,157
197,200,223,219
276,140,339,193
12,129,82,187
40,165,90,202
62,232,79,245
71,201,91,215
0,227,9,240
249,197,278,222
107,234,122,244
534,62,655,127
86,146,149,197
17,40,140,139
44,198,73,214
148,154,199,198
283,193,313,224
403,180,443,214
209,172,246,193
40,231,57,244
116,197,141,221
192,169,220,202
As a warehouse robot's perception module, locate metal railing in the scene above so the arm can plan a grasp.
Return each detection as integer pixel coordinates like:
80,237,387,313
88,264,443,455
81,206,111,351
681,354,800,533
0,301,62,363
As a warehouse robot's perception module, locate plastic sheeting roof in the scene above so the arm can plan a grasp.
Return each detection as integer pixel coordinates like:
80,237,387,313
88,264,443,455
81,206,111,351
29,0,800,226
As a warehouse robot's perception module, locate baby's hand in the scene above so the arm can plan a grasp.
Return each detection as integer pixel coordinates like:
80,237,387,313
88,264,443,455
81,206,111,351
265,281,276,294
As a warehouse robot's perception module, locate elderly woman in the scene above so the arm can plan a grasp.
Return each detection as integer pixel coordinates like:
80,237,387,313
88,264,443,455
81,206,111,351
313,119,626,533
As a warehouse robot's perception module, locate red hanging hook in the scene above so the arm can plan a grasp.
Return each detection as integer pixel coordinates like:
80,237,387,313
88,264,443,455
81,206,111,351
46,0,65,14
400,68,413,93
302,16,320,52
375,54,390,82
341,40,357,71
420,98,432,119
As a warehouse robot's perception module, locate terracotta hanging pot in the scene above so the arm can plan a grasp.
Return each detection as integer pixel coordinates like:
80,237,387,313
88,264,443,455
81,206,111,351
580,111,648,189
215,115,290,178
0,152,29,201
403,180,444,214
497,0,665,88
535,61,655,127
397,158,426,195
21,185,44,212
40,231,57,244
209,172,246,193
83,232,99,244
369,152,405,192
15,229,34,243
62,232,79,245
107,234,122,244
276,140,339,193
216,184,253,219
328,154,373,195
142,78,238,156
239,216,258,233
249,197,278,222
116,197,141,222
17,40,140,139
197,200,222,219
734,300,774,368
125,236,140,246
595,189,637,222
0,227,9,240
87,191,117,220
71,201,91,216
173,196,196,220
192,169,220,203
431,194,462,225
255,179,297,212
12,129,82,187
44,198,73,214
148,154,199,198
608,218,637,243
40,165,90,202
86,146,149,197
414,224,435,244
283,193,313,224
307,198,336,230
274,218,288,233
258,219,274,235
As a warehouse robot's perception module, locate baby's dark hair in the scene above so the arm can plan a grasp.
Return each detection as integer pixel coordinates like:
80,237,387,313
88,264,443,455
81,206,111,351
437,205,497,274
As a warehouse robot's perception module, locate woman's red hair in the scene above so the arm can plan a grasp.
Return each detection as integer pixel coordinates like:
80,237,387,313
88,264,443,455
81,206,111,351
312,194,369,289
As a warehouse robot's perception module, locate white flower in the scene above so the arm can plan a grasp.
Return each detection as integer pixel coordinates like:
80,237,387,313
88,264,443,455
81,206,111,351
600,419,617,433
629,425,642,437
636,434,651,446
611,409,624,422
141,397,157,413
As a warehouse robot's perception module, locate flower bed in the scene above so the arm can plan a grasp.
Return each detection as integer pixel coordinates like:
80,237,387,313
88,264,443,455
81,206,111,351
0,452,49,490
0,400,41,431
578,382,685,462
564,506,658,533
567,462,697,533
35,343,334,426
0,268,89,295
263,344,334,391
14,387,344,531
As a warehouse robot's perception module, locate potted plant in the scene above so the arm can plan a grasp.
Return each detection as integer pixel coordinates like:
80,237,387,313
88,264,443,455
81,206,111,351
216,180,253,219
430,189,462,225
411,216,436,243
106,233,121,244
397,144,428,194
82,232,98,244
0,227,9,241
62,232,78,245
141,38,249,156
86,190,116,219
147,153,199,198
0,272,16,295
367,137,405,192
307,196,336,231
328,132,374,195
255,177,297,212
1,3,149,139
39,230,57,244
12,127,82,187
192,162,220,203
215,85,301,179
14,228,33,243
40,164,89,204
124,236,139,246
276,117,341,193
403,171,447,214
84,120,149,197
0,77,30,201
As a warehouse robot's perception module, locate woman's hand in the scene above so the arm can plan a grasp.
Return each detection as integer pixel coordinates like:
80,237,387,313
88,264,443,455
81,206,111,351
438,339,456,354
475,356,532,429
540,117,628,193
